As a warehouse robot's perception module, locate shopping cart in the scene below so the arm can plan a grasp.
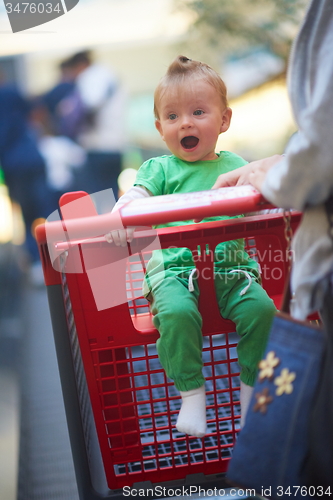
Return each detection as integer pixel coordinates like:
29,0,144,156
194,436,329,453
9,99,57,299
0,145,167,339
35,187,301,500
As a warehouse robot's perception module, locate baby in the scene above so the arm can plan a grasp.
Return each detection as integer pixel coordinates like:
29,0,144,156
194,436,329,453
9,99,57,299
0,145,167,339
106,56,276,437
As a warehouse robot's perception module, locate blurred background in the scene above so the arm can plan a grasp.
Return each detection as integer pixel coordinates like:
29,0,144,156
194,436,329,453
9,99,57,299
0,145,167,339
0,0,307,498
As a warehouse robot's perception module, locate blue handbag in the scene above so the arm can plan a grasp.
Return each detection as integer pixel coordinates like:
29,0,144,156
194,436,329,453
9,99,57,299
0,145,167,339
226,310,325,499
301,197,333,489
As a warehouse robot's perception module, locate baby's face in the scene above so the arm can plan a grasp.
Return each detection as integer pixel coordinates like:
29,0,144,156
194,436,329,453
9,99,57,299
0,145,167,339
155,79,231,162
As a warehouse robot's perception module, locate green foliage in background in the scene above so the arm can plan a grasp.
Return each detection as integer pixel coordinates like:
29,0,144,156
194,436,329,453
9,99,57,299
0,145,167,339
176,0,308,64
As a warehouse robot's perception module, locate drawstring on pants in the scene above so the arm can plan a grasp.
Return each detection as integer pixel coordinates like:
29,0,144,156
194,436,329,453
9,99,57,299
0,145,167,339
228,269,253,296
187,268,253,295
188,268,198,292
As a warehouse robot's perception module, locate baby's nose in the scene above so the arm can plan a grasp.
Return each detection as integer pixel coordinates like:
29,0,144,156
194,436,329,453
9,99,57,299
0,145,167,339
180,115,193,128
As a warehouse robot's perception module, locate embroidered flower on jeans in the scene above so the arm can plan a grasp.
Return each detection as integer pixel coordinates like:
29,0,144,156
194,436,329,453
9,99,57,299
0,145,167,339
274,368,296,396
258,351,280,381
253,388,273,414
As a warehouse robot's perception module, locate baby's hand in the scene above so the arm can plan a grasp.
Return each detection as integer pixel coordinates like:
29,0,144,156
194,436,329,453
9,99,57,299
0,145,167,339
105,227,135,247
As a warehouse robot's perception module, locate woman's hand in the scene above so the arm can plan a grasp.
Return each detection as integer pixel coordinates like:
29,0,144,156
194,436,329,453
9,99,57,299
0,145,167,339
212,154,283,191
248,165,269,192
212,163,253,189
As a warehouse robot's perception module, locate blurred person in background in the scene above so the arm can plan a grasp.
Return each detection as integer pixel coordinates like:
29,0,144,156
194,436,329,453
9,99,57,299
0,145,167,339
42,58,77,138
38,131,86,209
53,50,127,206
31,95,86,211
0,72,53,274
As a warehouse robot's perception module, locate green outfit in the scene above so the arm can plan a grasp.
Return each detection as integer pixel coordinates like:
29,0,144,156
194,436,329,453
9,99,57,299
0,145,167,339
135,152,276,390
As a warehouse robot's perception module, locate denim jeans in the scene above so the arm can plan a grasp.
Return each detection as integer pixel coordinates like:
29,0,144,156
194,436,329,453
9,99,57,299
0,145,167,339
227,313,325,499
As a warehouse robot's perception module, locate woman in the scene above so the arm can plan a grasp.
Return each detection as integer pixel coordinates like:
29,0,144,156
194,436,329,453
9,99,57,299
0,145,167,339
213,0,333,486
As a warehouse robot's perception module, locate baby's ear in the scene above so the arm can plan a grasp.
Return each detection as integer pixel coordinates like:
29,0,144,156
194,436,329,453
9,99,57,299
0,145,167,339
220,107,232,133
155,120,165,141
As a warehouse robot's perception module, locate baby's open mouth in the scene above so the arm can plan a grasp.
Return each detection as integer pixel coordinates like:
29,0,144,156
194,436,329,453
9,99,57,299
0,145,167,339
181,136,199,149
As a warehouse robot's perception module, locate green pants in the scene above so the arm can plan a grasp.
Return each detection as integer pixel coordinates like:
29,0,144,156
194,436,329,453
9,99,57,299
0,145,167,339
149,271,276,391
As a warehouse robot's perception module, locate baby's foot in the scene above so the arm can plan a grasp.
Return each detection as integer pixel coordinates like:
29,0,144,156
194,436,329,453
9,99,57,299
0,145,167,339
176,385,206,438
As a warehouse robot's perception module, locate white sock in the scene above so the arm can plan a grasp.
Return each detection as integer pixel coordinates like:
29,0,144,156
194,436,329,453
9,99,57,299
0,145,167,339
240,381,254,428
176,385,207,438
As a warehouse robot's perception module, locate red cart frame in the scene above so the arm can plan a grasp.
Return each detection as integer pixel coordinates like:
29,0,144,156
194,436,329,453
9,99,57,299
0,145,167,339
36,190,301,499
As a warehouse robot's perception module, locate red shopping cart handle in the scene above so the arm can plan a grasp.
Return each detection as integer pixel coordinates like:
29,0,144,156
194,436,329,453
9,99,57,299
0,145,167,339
121,185,273,226
45,185,274,245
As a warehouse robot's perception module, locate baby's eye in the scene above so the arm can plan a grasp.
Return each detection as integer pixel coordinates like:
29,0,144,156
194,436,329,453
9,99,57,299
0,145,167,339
193,109,204,116
168,113,177,120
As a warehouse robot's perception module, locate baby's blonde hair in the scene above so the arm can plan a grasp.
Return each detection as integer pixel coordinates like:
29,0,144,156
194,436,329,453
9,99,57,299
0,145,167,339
154,55,228,120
